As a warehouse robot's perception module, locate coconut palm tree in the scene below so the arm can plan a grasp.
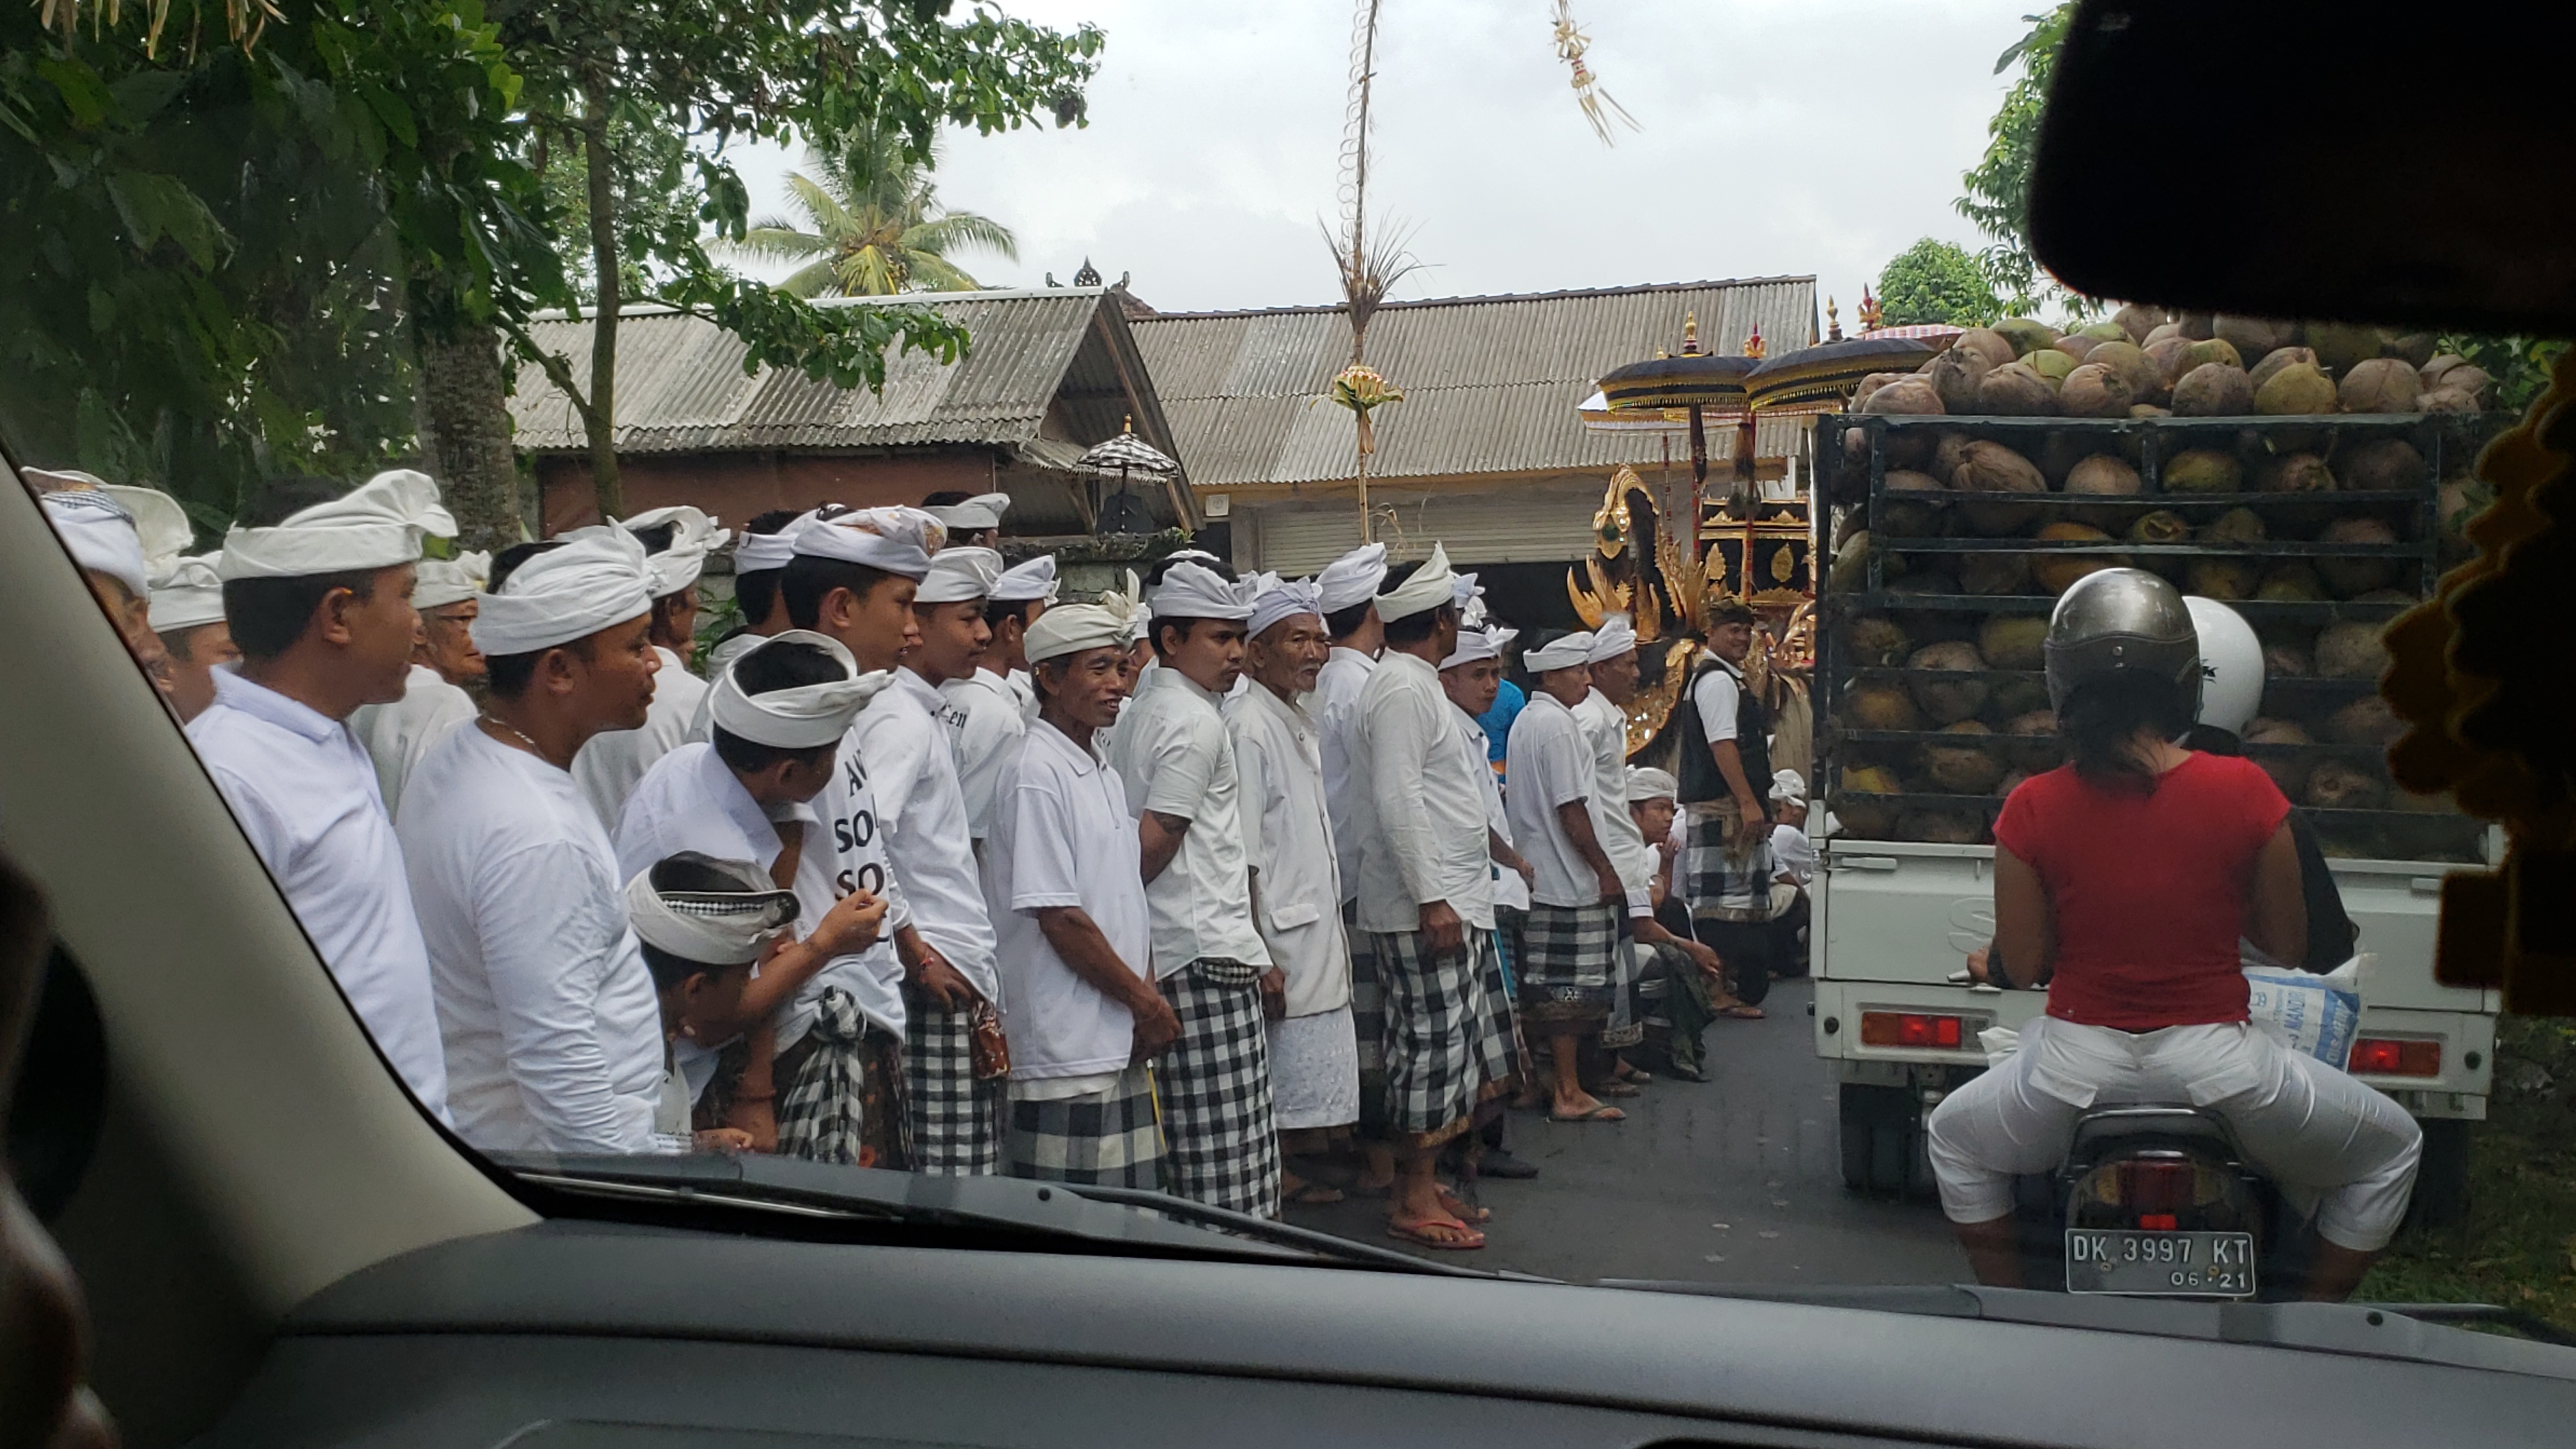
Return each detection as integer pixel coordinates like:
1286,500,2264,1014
737,124,1017,296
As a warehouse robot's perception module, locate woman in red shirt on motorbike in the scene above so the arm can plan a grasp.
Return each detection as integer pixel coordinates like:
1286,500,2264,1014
1926,570,2421,1300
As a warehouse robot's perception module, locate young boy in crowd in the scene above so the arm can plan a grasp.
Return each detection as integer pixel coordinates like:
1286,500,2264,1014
625,852,800,1154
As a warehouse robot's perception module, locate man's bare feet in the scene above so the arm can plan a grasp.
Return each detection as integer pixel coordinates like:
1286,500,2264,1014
1548,1087,1624,1121
1386,1215,1485,1250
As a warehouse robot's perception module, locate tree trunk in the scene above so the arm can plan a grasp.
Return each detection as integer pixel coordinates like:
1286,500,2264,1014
580,81,624,521
417,318,524,551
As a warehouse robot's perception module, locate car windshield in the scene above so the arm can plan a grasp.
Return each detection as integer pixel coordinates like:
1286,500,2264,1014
4,0,2569,1339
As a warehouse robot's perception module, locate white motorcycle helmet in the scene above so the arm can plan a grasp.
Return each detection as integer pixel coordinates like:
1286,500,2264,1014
2184,595,2265,739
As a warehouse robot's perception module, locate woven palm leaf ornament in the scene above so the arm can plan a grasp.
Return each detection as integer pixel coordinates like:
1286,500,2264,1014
1552,1,1639,145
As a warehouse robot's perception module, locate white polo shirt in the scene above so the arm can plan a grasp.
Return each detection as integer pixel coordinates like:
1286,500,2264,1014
573,645,707,829
612,741,844,1088
1455,705,1528,914
1347,651,1494,936
187,670,450,1121
986,719,1152,1083
348,663,476,822
942,666,1027,843
853,669,1000,1003
1227,682,1349,1017
815,709,913,1038
1503,691,1603,910
1576,688,1656,917
1313,646,1375,903
1109,668,1271,978
399,724,663,1155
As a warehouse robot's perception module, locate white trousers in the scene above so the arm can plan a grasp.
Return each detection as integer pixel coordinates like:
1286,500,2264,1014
1925,1015,2423,1252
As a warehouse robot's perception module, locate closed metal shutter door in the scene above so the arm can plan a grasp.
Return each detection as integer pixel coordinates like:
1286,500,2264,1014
1243,486,1606,574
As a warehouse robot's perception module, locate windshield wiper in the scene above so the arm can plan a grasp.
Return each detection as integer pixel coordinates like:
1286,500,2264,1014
1596,1280,2576,1381
491,1151,1513,1280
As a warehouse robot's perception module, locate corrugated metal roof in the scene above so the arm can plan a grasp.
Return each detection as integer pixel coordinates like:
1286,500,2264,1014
509,289,1121,455
1133,277,1817,489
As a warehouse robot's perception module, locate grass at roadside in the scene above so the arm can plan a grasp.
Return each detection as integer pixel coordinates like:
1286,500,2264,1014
2361,1017,2576,1332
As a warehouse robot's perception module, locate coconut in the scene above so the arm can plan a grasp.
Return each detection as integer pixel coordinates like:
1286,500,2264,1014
2144,321,2186,347
1848,683,1922,732
1897,808,1987,845
2004,710,2061,771
1885,467,1947,497
2185,557,2260,599
1871,497,1942,541
2422,387,2481,415
1920,721,2007,793
2254,452,2336,493
1949,439,2046,532
2128,403,2171,420
1851,371,1913,410
2305,761,2387,811
1906,640,1990,725
2055,336,2100,364
2257,561,2328,601
1835,765,1905,837
2080,340,2156,401
2064,453,2142,500
2262,643,2312,678
2434,362,2491,402
2183,338,2245,372
2076,320,2128,344
2419,354,2466,390
2214,316,2294,359
1975,362,2061,416
1994,770,2030,797
2327,694,2405,748
2245,717,2315,795
1954,327,2016,371
1978,614,2050,671
2111,303,2163,342
2202,507,2269,545
2025,349,2077,385
2144,336,2197,390
2340,357,2423,413
2162,448,2244,493
2316,518,2402,595
2306,321,2384,375
1858,378,1944,468
2255,362,2338,417
1827,530,1880,594
2350,587,2419,606
2172,362,2255,417
2388,332,2438,368
2178,312,2216,341
2032,522,2122,594
2314,620,2393,678
1959,549,2030,596
2057,363,2135,418
2128,510,2190,546
2247,346,2320,394
1991,318,2060,357
2392,786,2458,815
1844,615,1911,666
1921,348,1989,413
1992,677,2052,721
2340,437,2428,491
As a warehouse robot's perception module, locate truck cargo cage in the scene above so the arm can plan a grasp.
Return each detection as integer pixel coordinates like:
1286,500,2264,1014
1811,411,2487,865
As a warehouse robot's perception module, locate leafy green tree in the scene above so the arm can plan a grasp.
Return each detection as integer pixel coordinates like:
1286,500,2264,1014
737,121,1018,297
1874,238,1999,328
1955,4,2096,321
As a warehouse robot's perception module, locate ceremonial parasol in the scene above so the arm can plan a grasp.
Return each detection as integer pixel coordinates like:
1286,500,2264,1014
1743,335,1938,417
1075,418,1182,535
1592,314,1754,504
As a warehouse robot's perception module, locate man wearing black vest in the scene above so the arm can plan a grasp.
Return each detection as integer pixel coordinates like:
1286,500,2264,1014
1675,598,1777,1007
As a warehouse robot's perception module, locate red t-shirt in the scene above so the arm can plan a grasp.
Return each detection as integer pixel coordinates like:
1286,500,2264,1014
1991,752,2291,1031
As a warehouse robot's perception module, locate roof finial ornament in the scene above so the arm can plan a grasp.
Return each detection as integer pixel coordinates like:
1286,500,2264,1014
1744,322,1766,360
1074,257,1102,287
1680,311,1701,356
1826,296,1842,342
1857,286,1883,333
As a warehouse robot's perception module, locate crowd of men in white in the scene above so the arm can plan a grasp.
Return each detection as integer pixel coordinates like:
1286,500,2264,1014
33,465,1791,1246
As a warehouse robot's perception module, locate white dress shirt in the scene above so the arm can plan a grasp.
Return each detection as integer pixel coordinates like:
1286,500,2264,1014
942,666,1028,843
1313,646,1376,903
187,670,450,1120
986,719,1153,1084
1504,691,1606,909
1349,651,1494,936
399,724,663,1155
1109,667,1272,977
573,645,707,829
1577,688,1656,917
814,707,914,1038
1455,705,1529,914
611,742,842,1094
854,669,1000,1003
1229,683,1351,1016
348,663,476,822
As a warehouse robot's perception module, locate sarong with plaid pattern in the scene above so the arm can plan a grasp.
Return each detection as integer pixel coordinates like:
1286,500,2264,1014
776,987,910,1170
1346,901,1390,1140
1683,800,1776,924
1367,927,1492,1150
1156,958,1281,1217
1006,1065,1163,1187
902,981,1004,1176
1517,900,1620,1032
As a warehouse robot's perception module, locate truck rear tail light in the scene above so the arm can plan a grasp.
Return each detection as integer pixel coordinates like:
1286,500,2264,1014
2348,1037,2442,1077
1859,1011,1965,1048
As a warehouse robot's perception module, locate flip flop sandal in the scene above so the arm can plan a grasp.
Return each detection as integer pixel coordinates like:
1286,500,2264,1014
1284,1181,1347,1206
1550,1103,1627,1123
1387,1216,1486,1250
1591,1081,1642,1098
1719,1004,1767,1019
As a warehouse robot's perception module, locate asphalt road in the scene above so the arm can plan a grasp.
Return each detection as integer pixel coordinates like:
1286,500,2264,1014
1284,977,1970,1286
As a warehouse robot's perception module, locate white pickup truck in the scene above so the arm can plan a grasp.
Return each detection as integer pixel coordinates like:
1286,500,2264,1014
1811,835,2499,1227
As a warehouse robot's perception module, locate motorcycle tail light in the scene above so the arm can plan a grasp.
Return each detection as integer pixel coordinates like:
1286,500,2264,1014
2080,1156,2233,1213
1859,1011,1965,1048
2348,1037,2441,1077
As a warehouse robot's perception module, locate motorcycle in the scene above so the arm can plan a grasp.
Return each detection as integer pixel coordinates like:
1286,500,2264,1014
2012,1103,2319,1300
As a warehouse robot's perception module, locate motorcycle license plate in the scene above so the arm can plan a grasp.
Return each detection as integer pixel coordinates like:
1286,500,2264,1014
2064,1229,2257,1297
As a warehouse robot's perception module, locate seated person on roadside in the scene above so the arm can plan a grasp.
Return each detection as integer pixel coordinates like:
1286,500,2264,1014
988,589,1178,1187
625,852,811,1155
1766,769,1816,977
1925,569,2421,1302
1624,767,1724,1083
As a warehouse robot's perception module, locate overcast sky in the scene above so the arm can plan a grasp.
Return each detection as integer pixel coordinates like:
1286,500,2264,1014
729,1,2035,320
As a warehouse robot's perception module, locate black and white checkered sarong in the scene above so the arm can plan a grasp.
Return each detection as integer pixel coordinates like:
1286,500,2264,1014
778,987,910,1170
903,983,1004,1176
1006,1065,1163,1186
1367,928,1491,1149
1465,927,1521,1094
1517,900,1620,1031
1346,901,1392,1140
1683,801,1776,924
1158,958,1281,1217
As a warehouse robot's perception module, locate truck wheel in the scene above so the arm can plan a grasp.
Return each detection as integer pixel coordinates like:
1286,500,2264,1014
2404,1119,2473,1233
1839,1084,1912,1193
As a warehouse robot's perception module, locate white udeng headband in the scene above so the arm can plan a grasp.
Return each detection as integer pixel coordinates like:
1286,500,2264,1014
624,862,800,966
469,525,656,657
218,469,456,580
1024,592,1140,664
705,629,891,748
1373,542,1457,622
